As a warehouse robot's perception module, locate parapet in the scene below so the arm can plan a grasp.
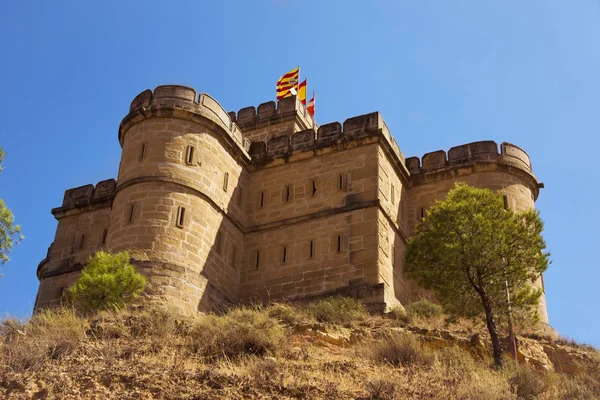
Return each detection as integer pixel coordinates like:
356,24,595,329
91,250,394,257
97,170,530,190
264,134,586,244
248,111,409,178
51,179,117,216
405,141,539,195
121,85,251,157
229,95,315,133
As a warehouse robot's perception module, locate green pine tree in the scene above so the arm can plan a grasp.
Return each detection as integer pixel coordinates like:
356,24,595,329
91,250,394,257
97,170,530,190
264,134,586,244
0,146,23,273
64,251,147,312
405,183,550,368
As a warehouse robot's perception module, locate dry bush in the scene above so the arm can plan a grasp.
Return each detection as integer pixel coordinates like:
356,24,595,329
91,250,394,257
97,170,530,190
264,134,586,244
386,306,412,325
455,369,516,400
509,366,555,399
307,296,366,326
436,345,478,375
364,379,398,400
189,307,284,359
267,303,313,326
405,299,443,319
369,333,434,367
1,308,87,371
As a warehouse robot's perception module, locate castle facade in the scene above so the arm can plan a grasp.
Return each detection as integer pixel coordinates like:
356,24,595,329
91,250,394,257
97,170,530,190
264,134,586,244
34,85,548,322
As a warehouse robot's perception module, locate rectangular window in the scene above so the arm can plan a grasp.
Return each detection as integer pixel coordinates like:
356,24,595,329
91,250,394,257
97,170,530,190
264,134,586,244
128,204,135,223
223,172,229,192
78,233,86,250
311,180,317,196
503,195,509,211
255,251,260,269
282,246,287,264
338,173,344,190
215,232,222,254
185,145,196,165
420,208,424,221
101,229,108,245
309,239,314,258
176,206,186,228
139,143,146,161
337,234,343,253
391,184,395,204
260,192,265,208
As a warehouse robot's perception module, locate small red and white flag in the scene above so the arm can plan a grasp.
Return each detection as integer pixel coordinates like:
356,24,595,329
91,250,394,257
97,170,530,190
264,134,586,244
306,90,315,116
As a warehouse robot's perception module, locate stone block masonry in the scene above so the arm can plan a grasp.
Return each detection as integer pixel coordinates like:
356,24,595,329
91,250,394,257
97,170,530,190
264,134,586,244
34,85,549,324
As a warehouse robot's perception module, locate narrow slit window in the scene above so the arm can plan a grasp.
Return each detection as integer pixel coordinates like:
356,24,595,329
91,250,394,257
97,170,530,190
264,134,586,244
231,246,237,267
185,145,196,165
503,195,509,211
309,239,314,258
255,251,260,269
78,233,86,249
176,206,186,228
337,234,342,253
128,205,135,223
139,143,146,161
284,185,291,202
260,192,265,208
338,174,344,190
391,184,395,204
312,180,317,196
420,208,424,221
223,172,229,192
236,188,243,206
215,232,222,254
282,246,287,264
101,229,108,245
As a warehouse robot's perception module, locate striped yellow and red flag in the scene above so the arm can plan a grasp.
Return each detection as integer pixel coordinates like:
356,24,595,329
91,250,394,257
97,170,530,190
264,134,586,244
298,79,307,106
307,90,315,116
276,67,299,101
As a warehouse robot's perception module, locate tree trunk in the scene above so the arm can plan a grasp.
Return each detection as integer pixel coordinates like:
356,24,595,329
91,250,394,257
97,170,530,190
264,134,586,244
482,293,504,368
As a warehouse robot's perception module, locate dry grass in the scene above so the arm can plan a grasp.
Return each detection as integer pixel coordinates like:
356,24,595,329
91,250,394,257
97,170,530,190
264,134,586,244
0,300,599,399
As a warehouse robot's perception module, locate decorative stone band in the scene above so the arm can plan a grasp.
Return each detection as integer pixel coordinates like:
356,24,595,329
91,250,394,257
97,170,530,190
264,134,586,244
121,85,251,160
405,141,542,199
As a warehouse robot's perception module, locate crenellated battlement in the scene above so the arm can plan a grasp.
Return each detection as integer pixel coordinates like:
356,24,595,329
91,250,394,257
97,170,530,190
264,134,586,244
121,85,251,156
229,95,315,133
51,179,116,216
405,141,532,173
247,111,408,176
405,141,541,197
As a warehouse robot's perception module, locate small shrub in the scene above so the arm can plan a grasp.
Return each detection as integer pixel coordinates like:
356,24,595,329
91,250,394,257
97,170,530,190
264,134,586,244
365,379,398,400
1,308,87,371
387,306,412,325
267,303,311,325
307,296,366,325
436,345,478,375
455,369,516,400
510,366,554,399
190,307,284,359
63,251,147,313
370,333,434,367
405,299,443,319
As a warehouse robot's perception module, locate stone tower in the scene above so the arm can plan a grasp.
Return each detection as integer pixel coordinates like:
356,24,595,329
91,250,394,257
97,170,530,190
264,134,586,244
35,85,548,324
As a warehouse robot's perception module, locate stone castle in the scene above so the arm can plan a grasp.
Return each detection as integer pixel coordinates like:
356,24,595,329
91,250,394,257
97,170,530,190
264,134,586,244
34,85,548,323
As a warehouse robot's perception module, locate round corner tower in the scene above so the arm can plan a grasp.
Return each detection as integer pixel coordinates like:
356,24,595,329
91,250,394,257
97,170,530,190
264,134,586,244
108,85,250,315
405,140,549,325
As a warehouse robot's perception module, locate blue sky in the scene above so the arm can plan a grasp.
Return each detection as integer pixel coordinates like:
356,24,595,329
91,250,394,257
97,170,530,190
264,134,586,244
1,1,598,346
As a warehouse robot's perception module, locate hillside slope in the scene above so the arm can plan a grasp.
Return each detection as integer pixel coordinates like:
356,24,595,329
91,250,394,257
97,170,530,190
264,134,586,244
1,299,598,399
